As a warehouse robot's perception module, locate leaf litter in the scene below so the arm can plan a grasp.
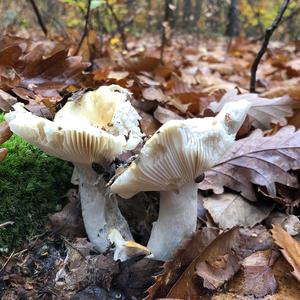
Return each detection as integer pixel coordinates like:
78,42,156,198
1,27,300,300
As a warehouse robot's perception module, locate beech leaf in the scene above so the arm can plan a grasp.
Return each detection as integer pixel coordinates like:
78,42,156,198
271,224,300,282
199,126,300,201
208,89,298,129
203,193,273,229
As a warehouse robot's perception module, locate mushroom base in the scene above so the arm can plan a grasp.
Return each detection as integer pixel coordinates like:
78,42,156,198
78,166,133,252
147,181,198,261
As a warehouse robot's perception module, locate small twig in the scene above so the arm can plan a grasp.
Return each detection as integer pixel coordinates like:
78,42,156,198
250,0,290,93
0,221,14,229
75,0,92,55
28,0,47,36
105,0,128,51
0,250,15,272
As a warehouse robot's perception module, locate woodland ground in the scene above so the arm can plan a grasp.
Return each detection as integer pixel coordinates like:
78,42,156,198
0,27,300,299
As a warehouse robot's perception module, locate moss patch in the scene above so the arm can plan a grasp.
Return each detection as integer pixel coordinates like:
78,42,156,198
0,114,73,252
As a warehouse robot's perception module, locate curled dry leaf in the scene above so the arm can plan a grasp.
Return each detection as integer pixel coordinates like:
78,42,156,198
199,126,300,201
208,89,298,130
271,224,300,282
203,193,273,229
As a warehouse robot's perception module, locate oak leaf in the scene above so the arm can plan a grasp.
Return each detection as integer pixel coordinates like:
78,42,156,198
271,224,300,282
203,193,273,229
199,126,300,201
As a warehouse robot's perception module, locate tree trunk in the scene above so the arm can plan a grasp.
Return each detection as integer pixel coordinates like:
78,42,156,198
182,0,192,31
193,0,202,29
225,0,240,37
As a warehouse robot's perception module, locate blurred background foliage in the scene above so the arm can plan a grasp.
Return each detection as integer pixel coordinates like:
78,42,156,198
0,0,299,41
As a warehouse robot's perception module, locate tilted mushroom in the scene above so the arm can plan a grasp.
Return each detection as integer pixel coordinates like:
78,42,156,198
108,228,151,261
111,99,251,260
5,85,143,252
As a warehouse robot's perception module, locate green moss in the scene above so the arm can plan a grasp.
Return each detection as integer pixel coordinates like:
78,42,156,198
0,114,73,252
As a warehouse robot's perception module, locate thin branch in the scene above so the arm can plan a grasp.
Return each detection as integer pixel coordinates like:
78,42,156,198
75,0,92,55
160,1,173,64
250,0,290,93
28,0,47,36
105,1,128,51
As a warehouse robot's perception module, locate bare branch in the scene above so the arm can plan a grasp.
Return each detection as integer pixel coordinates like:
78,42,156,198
250,0,290,93
28,0,47,36
75,0,92,55
106,1,128,51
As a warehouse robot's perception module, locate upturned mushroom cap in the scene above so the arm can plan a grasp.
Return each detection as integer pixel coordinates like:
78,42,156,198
111,99,251,198
108,229,151,261
5,85,143,166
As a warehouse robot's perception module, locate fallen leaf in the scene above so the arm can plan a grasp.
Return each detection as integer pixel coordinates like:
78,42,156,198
142,87,167,102
166,228,241,299
195,251,240,290
199,126,300,201
49,189,85,238
153,105,184,124
137,110,160,137
228,250,278,297
145,228,219,300
203,193,273,229
208,90,297,129
271,224,300,282
0,148,8,161
265,212,300,236
0,89,17,112
0,121,12,145
115,258,162,299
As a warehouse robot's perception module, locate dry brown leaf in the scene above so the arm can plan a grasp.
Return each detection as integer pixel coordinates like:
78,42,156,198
0,89,17,112
262,84,300,101
271,224,300,282
199,126,300,201
137,110,161,136
153,106,184,124
208,90,297,129
142,87,167,102
203,193,273,229
266,212,300,236
48,189,85,238
145,228,219,300
195,252,240,290
0,121,12,145
227,249,278,297
0,148,8,161
166,228,241,299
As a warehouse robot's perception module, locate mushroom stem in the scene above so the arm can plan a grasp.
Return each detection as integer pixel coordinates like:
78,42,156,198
77,166,133,252
147,181,198,260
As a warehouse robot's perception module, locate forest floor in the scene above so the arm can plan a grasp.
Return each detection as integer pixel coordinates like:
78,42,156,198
1,30,300,299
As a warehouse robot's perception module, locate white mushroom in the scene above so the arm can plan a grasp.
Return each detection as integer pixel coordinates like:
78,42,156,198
108,228,151,261
111,99,251,260
5,85,143,252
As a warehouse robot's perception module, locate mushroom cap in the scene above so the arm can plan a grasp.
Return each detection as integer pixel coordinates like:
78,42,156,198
55,85,143,151
5,85,143,166
111,99,251,198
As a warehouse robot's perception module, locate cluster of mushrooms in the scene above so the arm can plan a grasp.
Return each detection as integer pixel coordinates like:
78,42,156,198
5,85,251,261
